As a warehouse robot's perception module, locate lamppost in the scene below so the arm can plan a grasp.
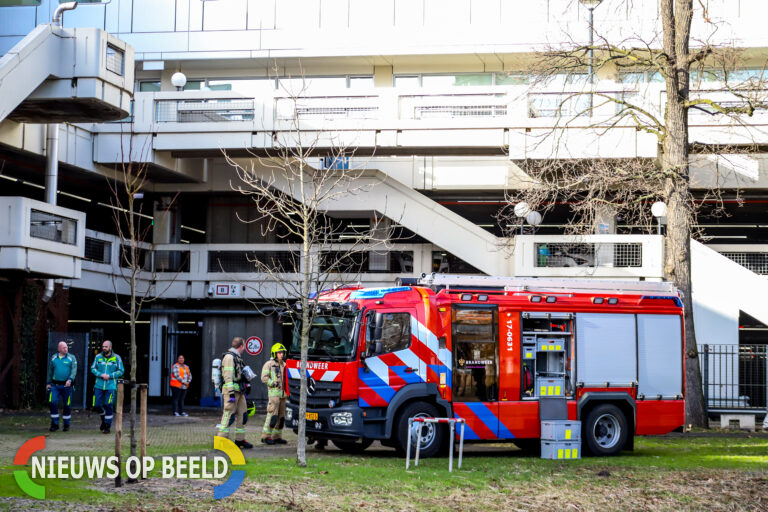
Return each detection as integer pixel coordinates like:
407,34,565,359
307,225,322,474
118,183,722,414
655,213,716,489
579,0,603,113
514,202,531,235
171,72,187,91
651,201,667,235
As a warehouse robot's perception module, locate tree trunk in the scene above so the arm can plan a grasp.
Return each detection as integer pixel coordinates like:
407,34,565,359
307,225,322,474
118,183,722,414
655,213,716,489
296,211,311,468
661,0,707,427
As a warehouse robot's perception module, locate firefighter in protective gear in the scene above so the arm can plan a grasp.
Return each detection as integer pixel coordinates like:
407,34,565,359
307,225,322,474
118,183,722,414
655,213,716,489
217,337,253,449
261,343,288,445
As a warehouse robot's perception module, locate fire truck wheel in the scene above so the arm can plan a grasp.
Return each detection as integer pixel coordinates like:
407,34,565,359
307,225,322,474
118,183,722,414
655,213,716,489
583,404,628,456
332,438,374,453
395,402,444,458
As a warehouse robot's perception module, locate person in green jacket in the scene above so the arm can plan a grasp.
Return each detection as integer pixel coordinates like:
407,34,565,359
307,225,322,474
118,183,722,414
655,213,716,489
90,340,124,434
46,341,77,432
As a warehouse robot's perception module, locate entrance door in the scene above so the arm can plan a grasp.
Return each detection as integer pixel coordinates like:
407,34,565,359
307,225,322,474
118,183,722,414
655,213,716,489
451,306,500,439
164,328,202,403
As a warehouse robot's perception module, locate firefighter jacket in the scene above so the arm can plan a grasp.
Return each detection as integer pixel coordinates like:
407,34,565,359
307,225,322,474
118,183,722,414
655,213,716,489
221,349,245,396
47,353,77,384
90,352,124,391
261,359,286,398
170,363,192,389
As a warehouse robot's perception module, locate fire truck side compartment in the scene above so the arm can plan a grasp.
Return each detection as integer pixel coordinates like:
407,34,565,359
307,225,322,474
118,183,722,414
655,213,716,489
576,313,637,387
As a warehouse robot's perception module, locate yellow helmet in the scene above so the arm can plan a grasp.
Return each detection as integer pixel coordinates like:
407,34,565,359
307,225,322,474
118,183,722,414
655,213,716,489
271,343,287,359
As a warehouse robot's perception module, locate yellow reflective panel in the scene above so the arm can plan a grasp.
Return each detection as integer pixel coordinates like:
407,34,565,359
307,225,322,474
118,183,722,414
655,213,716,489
555,386,561,395
557,449,563,458
565,429,572,440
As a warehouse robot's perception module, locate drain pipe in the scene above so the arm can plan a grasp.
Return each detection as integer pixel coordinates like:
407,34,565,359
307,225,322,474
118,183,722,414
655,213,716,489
53,2,78,28
41,123,58,303
43,2,77,303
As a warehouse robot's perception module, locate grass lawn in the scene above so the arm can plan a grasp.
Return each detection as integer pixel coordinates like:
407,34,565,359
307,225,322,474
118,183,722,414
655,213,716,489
1,434,766,511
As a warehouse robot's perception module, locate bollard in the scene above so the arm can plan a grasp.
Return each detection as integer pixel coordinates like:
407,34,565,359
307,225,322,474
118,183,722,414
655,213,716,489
114,381,124,488
140,384,147,474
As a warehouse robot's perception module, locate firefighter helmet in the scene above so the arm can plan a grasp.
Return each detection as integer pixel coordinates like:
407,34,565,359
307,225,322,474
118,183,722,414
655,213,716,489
271,342,287,359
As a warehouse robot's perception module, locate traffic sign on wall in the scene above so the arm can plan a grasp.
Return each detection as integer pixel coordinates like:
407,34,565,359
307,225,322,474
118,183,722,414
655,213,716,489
245,336,263,356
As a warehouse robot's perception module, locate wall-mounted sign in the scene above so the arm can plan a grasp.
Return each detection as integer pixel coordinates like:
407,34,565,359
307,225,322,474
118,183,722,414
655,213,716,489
245,336,263,356
211,283,240,298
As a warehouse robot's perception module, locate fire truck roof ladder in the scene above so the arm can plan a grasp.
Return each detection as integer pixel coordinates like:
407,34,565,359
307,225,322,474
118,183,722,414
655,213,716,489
416,274,679,296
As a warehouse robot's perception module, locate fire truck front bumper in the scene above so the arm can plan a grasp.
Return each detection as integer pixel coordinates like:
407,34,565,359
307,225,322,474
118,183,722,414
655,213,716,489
286,401,364,439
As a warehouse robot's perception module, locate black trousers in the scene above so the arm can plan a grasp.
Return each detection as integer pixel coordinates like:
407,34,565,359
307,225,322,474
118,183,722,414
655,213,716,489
171,387,187,414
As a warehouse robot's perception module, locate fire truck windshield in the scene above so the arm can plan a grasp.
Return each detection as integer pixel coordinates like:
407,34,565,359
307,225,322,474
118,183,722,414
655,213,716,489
289,314,358,361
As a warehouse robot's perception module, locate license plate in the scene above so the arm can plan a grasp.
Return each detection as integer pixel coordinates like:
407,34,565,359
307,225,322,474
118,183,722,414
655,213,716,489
305,412,318,421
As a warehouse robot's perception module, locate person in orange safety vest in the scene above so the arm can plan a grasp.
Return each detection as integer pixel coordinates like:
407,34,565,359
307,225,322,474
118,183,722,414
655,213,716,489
170,355,192,417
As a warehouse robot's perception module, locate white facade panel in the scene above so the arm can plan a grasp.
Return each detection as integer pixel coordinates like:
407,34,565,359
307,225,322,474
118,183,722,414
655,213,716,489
0,7,36,36
132,0,177,33
320,0,349,29
394,0,424,27
247,0,276,29
203,0,248,31
424,0,470,27
349,0,393,28
276,0,320,29
576,313,637,386
637,314,683,399
470,0,499,25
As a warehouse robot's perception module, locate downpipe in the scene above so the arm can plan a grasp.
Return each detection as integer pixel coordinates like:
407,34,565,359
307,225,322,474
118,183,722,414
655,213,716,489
41,123,59,303
52,2,78,28
43,2,77,304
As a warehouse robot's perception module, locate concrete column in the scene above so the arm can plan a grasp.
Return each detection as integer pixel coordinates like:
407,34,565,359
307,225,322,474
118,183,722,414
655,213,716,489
374,65,393,87
594,206,616,268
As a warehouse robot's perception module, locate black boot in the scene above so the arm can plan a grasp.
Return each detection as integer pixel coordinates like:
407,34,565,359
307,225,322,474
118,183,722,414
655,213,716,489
235,440,253,449
99,417,106,432
274,438,287,445
62,424,70,432
49,422,59,432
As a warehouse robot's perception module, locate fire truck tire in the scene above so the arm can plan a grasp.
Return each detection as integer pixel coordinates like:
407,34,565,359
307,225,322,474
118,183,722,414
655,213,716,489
332,438,374,453
394,402,444,458
583,404,628,456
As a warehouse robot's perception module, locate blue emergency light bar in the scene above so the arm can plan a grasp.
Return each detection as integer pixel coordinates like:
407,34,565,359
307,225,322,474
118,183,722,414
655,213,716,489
640,295,683,308
349,286,412,299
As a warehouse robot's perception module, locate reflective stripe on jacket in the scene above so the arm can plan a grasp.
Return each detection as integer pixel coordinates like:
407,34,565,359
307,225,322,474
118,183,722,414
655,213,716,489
90,353,124,391
261,359,286,398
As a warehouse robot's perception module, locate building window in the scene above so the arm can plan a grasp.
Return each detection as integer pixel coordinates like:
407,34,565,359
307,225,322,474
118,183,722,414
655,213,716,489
105,45,124,76
139,81,161,92
29,210,77,245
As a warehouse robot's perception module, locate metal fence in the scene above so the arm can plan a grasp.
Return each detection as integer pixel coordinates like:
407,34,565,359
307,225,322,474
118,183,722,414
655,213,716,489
700,344,767,412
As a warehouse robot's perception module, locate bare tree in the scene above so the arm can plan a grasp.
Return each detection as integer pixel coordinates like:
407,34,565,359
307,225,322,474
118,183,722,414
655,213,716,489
502,0,768,426
222,73,390,466
106,135,180,468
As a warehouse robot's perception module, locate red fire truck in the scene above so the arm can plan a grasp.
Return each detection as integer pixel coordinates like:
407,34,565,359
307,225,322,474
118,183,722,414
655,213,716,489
285,274,685,457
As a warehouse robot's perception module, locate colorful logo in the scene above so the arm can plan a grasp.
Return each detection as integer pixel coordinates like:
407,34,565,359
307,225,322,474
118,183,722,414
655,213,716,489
14,436,46,499
212,437,245,499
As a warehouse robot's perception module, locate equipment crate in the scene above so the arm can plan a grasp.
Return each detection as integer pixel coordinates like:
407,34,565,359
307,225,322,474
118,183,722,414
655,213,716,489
540,420,581,441
536,377,565,397
541,440,581,460
537,338,565,352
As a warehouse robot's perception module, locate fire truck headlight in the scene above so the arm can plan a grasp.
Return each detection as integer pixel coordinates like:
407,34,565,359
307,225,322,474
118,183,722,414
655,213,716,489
286,408,293,421
330,412,353,426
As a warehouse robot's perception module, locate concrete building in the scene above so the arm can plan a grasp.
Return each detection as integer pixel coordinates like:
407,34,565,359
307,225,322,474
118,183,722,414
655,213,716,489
1,0,766,410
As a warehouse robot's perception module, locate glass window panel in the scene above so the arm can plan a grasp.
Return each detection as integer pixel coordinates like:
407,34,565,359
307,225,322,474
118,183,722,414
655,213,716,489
421,75,458,88
394,75,420,88
184,80,202,91
139,81,161,92
495,72,530,85
377,313,412,354
349,76,374,89
279,76,347,95
207,78,276,96
0,0,42,5
727,69,766,82
618,72,645,84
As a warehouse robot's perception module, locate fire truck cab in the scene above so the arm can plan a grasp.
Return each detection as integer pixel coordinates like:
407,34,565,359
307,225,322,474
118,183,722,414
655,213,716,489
285,274,685,457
